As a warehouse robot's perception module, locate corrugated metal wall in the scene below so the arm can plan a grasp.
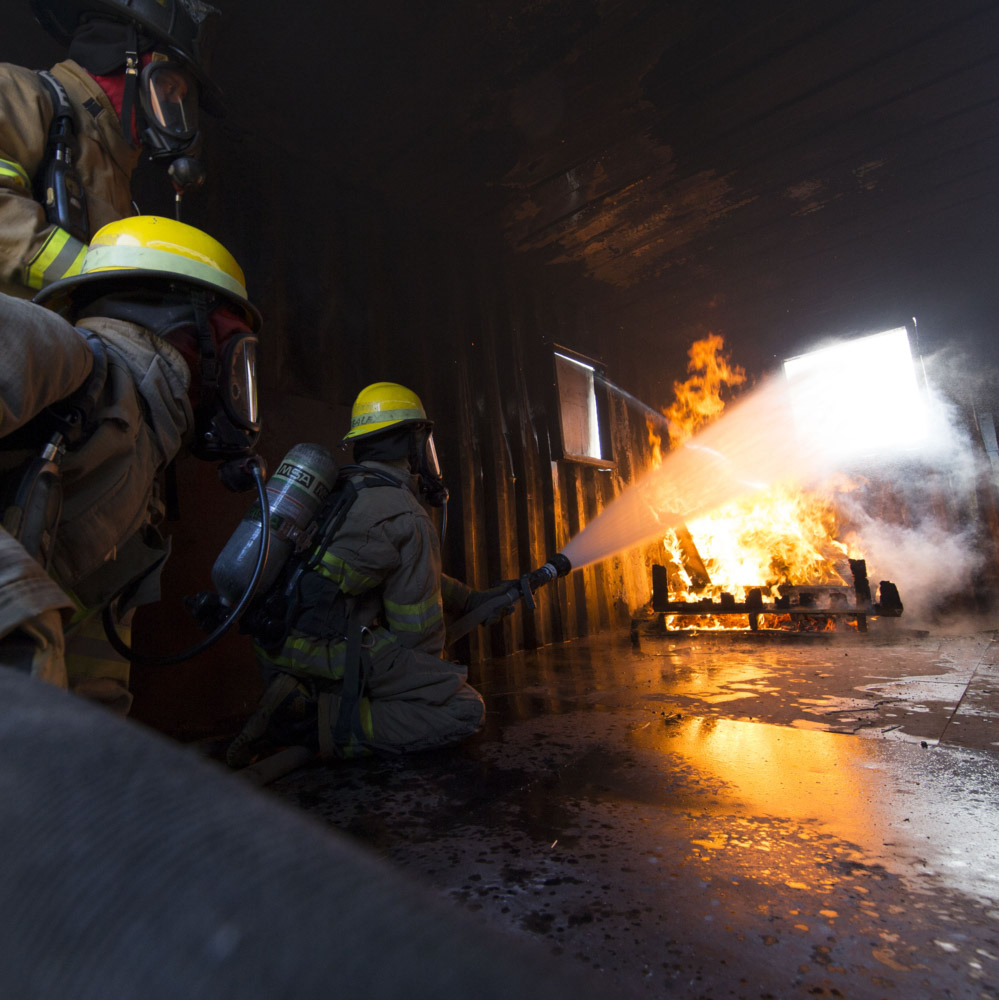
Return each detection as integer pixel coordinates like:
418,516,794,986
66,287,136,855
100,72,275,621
130,146,666,734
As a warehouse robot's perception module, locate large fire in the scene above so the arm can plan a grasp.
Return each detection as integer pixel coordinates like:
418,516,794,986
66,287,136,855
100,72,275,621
651,335,863,629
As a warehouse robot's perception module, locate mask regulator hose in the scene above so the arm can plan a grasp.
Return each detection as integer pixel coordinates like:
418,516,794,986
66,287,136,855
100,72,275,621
101,459,271,667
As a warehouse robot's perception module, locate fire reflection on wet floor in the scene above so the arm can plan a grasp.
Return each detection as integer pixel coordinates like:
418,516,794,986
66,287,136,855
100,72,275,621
272,628,999,998
628,713,999,905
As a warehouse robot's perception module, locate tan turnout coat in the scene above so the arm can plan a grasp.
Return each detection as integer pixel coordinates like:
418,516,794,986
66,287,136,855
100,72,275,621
0,59,139,298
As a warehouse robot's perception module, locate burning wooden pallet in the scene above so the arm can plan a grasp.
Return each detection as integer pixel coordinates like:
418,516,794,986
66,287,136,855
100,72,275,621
649,557,902,632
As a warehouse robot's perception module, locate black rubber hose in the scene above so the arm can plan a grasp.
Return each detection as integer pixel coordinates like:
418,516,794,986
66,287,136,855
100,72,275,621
102,461,271,666
0,669,608,1000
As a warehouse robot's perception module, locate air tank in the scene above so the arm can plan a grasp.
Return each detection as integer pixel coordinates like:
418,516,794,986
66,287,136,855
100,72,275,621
211,443,338,607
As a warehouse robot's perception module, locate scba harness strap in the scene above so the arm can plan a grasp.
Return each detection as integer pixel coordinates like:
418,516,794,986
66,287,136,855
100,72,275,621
34,71,91,245
305,470,404,756
245,469,406,756
0,331,108,565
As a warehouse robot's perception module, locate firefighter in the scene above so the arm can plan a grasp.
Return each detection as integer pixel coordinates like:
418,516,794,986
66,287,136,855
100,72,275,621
0,215,261,712
226,383,506,765
1,0,224,299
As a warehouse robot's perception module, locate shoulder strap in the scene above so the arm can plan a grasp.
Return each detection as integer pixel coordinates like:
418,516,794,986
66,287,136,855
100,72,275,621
304,466,406,569
33,71,90,243
36,71,75,130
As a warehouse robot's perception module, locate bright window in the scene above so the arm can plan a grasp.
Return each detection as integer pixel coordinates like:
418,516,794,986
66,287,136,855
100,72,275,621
783,327,928,461
553,349,614,467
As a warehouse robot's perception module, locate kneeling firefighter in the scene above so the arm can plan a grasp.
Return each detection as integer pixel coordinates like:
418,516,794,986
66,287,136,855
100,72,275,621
0,215,262,713
226,382,509,765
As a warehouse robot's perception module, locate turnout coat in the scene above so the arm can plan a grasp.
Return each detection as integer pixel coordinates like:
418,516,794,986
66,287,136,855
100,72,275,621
254,459,486,756
0,59,139,298
0,292,192,697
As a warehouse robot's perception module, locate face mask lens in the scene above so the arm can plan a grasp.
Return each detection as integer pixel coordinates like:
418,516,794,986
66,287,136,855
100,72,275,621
225,335,259,430
424,431,441,480
145,64,199,137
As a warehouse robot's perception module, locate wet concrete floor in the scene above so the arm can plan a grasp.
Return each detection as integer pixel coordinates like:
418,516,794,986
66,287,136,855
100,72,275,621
262,620,999,999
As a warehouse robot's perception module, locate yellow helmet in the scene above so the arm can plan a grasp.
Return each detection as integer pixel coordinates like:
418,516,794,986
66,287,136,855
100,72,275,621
343,382,431,441
34,216,260,330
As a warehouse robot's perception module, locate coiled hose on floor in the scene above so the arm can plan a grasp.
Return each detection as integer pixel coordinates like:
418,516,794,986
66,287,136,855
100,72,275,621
0,670,608,1000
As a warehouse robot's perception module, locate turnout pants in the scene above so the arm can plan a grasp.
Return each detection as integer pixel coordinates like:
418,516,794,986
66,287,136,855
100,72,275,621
255,627,485,757
0,527,71,685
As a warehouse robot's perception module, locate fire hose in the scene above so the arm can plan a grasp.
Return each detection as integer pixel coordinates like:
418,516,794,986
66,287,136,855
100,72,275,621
0,667,605,1000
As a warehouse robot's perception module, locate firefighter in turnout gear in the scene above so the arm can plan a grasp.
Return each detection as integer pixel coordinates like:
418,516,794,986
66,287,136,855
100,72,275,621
0,215,261,712
1,0,223,298
227,383,494,765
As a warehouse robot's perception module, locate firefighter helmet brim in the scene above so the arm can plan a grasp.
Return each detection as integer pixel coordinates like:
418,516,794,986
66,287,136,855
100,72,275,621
343,383,433,442
34,215,260,331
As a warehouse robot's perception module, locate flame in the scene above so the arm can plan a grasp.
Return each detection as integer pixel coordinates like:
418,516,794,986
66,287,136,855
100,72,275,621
652,335,862,630
665,332,746,447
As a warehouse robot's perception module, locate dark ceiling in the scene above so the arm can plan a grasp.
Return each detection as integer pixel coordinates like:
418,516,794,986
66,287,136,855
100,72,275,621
8,0,999,396
222,0,999,384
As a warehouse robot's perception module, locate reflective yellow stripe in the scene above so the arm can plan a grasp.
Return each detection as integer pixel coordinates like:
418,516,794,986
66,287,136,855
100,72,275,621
258,633,345,680
25,228,87,290
334,698,375,759
383,593,443,633
0,157,31,190
359,697,373,739
318,552,379,595
82,244,249,301
65,615,131,684
255,628,397,681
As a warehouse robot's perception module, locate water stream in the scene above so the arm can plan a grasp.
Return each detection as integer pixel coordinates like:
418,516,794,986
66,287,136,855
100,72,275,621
562,375,807,569
561,353,943,572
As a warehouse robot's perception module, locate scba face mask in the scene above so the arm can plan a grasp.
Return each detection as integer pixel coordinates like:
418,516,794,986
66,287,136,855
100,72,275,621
223,333,259,435
189,308,261,464
414,429,449,509
139,59,200,158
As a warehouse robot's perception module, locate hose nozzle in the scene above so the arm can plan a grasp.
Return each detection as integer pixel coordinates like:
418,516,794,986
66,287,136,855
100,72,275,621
526,552,573,591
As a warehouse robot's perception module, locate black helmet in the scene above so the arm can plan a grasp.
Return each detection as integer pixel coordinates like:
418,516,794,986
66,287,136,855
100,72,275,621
30,0,224,115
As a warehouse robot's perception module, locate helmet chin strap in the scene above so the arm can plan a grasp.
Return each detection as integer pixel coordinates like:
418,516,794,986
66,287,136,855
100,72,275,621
191,288,219,395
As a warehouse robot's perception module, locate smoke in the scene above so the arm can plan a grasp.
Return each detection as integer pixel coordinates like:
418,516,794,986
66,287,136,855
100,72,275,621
819,352,991,623
842,508,982,623
562,374,818,569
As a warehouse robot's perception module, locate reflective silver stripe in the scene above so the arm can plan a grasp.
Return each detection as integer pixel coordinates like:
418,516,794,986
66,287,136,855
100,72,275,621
83,244,247,301
46,233,87,282
351,407,426,427
0,157,30,190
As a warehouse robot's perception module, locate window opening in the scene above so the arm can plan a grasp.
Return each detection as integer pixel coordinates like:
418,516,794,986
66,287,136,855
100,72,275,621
553,348,614,468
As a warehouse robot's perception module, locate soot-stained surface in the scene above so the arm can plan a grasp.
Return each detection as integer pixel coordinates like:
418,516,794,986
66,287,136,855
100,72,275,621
264,625,999,999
